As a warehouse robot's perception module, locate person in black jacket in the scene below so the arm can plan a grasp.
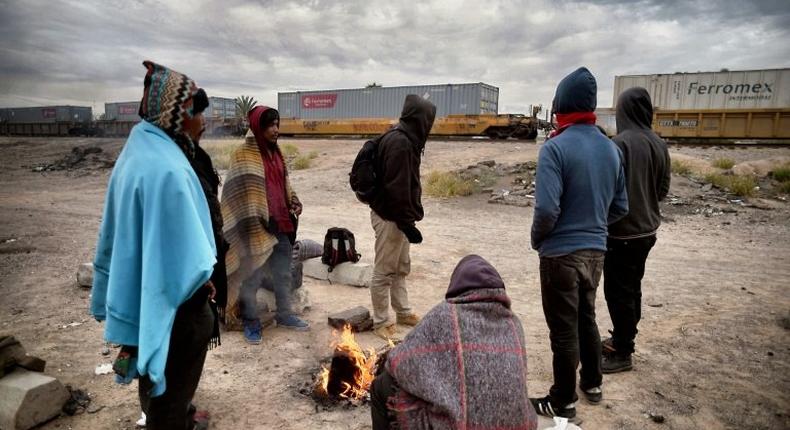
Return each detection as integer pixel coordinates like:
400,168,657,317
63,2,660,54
368,94,436,339
602,87,671,373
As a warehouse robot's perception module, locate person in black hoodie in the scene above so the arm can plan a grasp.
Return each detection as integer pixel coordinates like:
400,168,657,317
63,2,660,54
602,87,671,373
368,94,436,339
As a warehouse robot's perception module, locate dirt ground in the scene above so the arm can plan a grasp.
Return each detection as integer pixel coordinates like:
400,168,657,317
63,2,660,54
1,136,789,430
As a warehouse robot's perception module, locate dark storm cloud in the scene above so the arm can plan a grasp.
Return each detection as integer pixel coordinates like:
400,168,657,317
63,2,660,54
0,0,788,114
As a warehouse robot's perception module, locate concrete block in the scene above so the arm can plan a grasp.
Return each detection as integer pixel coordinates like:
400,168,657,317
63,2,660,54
328,306,373,332
76,263,93,288
0,369,70,430
258,287,311,315
303,259,372,288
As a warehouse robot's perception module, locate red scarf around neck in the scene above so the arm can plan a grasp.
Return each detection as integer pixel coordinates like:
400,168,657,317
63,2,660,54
549,112,597,138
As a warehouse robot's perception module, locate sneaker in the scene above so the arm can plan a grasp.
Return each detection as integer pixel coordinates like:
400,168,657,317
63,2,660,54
602,352,633,374
275,314,310,331
529,396,576,419
243,319,262,344
373,323,396,340
582,386,602,404
396,313,421,326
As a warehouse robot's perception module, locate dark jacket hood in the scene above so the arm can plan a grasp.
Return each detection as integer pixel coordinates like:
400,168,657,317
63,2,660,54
445,254,506,299
552,67,597,114
398,94,436,150
616,87,653,132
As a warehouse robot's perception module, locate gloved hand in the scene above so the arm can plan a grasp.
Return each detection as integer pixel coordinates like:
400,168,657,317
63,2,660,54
398,223,423,244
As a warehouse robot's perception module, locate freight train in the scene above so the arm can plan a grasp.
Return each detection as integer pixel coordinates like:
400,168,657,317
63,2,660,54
2,69,788,142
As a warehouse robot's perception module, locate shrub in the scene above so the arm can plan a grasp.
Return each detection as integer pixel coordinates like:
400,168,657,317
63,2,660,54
771,165,790,182
778,181,790,194
424,171,475,197
712,157,735,169
292,154,312,170
281,143,300,158
671,159,693,176
704,173,757,197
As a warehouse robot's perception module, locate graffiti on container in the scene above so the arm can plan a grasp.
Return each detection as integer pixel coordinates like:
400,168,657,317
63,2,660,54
42,108,56,119
658,119,698,128
352,123,389,133
302,121,331,131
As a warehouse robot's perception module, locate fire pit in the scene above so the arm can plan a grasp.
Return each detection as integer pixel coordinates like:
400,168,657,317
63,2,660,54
305,324,393,405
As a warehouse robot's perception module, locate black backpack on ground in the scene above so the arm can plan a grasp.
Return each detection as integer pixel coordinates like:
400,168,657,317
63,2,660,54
322,227,361,272
349,127,399,203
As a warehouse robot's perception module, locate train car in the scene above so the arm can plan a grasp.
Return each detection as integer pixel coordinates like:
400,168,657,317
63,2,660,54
279,114,547,139
613,68,790,142
0,105,94,136
277,83,548,139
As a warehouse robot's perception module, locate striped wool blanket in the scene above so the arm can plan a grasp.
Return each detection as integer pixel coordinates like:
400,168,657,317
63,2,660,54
220,130,297,329
385,256,537,429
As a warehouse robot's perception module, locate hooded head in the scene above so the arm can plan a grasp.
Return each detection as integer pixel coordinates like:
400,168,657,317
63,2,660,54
616,87,654,132
248,106,280,147
398,94,436,151
138,61,208,151
445,254,506,299
551,67,597,114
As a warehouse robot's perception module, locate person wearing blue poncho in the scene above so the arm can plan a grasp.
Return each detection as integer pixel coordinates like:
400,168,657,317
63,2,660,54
91,61,218,430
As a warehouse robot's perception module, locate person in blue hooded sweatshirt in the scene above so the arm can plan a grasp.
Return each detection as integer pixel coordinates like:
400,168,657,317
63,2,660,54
530,67,629,420
91,61,217,430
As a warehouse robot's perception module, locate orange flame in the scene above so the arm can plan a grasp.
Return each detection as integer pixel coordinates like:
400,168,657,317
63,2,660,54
315,324,379,400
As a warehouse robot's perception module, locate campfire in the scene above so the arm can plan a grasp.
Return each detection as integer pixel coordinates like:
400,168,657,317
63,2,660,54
312,324,392,402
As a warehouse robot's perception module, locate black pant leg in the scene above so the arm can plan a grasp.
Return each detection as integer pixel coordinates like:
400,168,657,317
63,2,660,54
604,237,655,354
139,298,214,430
540,255,581,405
578,251,604,390
370,369,397,430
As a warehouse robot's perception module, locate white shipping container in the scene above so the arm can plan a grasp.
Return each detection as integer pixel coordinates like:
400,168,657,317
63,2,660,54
613,68,790,110
595,108,617,136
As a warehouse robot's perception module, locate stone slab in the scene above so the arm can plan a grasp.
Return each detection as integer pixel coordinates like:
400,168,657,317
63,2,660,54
327,306,373,332
303,259,372,288
258,286,311,316
76,263,93,288
0,368,69,430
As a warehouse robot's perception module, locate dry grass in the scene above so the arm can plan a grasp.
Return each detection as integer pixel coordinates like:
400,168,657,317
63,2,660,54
712,157,735,169
671,159,694,176
778,181,790,194
292,154,313,170
704,173,758,197
281,143,300,158
771,165,790,182
201,139,242,170
424,170,476,197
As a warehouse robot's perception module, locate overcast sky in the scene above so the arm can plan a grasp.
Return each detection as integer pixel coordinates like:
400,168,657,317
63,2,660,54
1,0,788,115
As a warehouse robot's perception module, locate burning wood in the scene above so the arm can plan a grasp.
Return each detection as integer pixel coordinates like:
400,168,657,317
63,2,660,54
313,324,381,401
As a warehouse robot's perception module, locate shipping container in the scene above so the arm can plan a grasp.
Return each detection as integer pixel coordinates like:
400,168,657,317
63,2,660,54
0,105,92,123
277,83,499,119
595,108,617,136
613,68,790,110
104,101,141,122
207,96,237,119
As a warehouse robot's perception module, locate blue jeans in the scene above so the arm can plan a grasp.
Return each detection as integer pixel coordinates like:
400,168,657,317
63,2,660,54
239,232,294,320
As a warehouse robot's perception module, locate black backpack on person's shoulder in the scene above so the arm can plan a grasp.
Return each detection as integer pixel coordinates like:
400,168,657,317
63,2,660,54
321,227,361,272
349,127,400,204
